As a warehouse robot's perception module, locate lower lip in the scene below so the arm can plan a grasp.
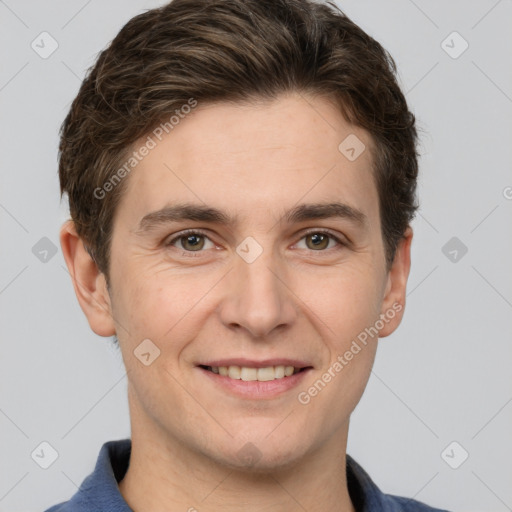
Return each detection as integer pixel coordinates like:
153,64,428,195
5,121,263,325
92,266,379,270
197,367,312,399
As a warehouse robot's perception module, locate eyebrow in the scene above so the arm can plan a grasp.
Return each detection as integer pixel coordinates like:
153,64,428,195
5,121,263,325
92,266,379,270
135,201,368,234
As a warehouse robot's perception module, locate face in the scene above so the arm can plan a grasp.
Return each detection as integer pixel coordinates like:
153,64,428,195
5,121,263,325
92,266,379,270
70,92,411,471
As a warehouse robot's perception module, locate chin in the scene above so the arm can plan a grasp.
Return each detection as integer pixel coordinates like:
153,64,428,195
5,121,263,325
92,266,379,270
211,435,310,474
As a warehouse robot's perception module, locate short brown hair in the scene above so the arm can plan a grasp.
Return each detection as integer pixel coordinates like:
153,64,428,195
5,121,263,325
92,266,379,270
59,0,419,283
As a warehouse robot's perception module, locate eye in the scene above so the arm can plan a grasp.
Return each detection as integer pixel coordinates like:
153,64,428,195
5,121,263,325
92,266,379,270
165,230,215,253
295,230,345,251
164,228,346,257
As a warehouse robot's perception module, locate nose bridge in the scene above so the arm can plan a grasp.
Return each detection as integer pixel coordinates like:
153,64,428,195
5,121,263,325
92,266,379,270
219,238,296,337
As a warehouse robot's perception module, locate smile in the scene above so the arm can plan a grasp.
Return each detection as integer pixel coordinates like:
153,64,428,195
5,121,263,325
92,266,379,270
200,364,306,381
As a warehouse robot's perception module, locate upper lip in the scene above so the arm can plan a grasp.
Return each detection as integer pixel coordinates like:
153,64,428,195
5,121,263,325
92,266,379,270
197,358,313,369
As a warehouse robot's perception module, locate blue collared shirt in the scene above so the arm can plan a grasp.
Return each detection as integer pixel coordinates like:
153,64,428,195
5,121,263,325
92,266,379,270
45,439,450,511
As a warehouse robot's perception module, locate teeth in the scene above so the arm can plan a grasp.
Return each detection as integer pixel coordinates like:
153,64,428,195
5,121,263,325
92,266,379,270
274,365,285,379
228,365,241,379
240,367,258,381
257,367,275,381
209,365,301,381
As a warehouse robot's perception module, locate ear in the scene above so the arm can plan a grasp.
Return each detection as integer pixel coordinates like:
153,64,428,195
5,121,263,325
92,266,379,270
60,220,116,337
378,226,413,338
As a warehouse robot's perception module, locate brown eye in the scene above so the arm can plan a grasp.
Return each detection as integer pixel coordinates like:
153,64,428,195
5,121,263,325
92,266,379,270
179,234,205,251
166,231,214,253
295,230,345,253
305,232,331,250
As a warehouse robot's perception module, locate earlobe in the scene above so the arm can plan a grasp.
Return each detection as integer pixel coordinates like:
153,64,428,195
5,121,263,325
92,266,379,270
378,226,413,338
59,220,116,337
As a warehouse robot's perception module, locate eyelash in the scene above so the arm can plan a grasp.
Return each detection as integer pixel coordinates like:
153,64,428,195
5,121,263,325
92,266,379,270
164,228,347,258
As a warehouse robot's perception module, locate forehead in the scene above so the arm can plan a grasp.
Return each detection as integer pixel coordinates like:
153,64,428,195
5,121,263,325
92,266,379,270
116,92,379,230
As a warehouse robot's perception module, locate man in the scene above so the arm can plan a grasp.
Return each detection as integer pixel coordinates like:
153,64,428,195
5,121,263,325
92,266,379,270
47,0,450,510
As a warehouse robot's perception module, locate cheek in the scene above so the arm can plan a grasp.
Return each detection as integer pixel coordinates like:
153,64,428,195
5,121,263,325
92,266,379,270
296,269,381,426
111,264,220,353
299,264,383,344
109,270,174,348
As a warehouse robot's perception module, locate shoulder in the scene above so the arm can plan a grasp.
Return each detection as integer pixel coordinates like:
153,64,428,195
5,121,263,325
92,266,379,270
42,439,132,512
44,503,68,512
382,493,451,511
346,454,451,512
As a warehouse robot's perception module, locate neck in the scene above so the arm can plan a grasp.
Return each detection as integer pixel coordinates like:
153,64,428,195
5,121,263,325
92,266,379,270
119,396,355,512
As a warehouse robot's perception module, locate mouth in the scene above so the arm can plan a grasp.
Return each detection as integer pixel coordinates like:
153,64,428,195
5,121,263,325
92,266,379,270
196,359,314,399
198,364,311,382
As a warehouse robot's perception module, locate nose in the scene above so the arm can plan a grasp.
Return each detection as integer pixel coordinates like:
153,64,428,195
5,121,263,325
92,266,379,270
217,248,297,339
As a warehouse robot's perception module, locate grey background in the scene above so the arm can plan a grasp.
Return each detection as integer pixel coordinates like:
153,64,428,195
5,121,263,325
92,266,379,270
1,0,511,511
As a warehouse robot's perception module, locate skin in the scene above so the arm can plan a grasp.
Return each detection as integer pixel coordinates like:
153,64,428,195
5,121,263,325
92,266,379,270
60,91,412,512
